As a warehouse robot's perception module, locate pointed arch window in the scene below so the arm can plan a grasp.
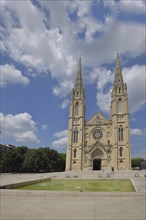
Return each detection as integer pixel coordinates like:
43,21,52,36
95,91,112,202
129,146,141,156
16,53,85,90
118,126,123,141
119,87,121,94
73,129,78,143
121,127,123,141
73,149,77,158
118,98,122,113
74,102,79,116
119,147,123,157
118,128,121,141
76,91,79,97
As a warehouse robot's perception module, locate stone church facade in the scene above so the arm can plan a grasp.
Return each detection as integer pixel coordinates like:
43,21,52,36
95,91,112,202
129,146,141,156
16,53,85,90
66,53,131,171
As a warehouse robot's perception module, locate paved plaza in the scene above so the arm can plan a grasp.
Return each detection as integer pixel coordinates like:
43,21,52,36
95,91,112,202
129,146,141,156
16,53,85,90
0,170,146,220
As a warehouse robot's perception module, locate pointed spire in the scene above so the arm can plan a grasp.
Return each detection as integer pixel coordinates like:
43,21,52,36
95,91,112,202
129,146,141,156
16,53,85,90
75,56,83,88
114,50,123,85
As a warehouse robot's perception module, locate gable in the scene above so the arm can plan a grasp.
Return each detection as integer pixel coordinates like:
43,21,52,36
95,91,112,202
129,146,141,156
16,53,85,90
86,112,111,126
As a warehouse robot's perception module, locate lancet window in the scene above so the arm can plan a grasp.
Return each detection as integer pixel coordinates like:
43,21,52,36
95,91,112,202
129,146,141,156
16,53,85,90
73,149,77,158
119,147,123,157
74,102,79,115
118,126,123,141
118,98,122,113
73,129,78,143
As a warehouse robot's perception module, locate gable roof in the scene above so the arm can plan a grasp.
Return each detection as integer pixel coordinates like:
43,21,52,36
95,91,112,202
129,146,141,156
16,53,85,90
85,112,111,126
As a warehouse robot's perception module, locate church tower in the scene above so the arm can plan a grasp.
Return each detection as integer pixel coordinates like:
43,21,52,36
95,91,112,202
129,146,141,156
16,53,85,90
66,58,85,170
66,52,131,171
110,52,131,169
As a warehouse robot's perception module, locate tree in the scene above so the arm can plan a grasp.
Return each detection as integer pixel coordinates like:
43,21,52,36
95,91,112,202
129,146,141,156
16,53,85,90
0,146,28,172
0,146,66,173
59,153,66,171
14,146,28,172
1,148,15,172
22,149,43,172
131,158,144,168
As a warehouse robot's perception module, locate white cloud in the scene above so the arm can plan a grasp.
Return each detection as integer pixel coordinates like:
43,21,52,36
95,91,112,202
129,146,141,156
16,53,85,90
0,112,40,143
104,0,146,15
0,64,30,87
123,65,146,113
0,0,145,108
92,64,145,114
66,0,103,42
52,80,74,97
52,137,68,148
1,0,78,96
54,130,68,138
52,129,68,149
41,125,47,130
119,0,146,14
86,67,113,113
61,99,70,109
96,90,112,113
130,129,143,136
88,21,145,65
97,68,113,90
85,67,113,85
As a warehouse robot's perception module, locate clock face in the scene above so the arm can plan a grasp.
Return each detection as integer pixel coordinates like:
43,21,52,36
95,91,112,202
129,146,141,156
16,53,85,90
93,129,103,140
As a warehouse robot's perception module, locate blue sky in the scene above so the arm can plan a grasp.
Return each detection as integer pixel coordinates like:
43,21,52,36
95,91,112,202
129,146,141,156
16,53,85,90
0,0,146,159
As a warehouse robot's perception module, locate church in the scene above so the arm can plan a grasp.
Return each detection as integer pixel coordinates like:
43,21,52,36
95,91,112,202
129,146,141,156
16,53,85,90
66,53,131,171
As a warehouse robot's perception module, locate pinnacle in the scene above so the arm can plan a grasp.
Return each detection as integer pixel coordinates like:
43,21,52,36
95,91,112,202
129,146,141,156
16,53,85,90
75,56,83,88
114,51,123,85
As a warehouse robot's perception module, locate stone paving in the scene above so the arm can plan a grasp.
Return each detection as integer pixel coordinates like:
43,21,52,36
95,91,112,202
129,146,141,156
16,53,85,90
0,170,146,220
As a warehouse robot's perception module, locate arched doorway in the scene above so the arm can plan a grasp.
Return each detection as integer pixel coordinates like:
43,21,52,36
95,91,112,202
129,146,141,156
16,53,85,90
90,147,105,171
93,159,101,170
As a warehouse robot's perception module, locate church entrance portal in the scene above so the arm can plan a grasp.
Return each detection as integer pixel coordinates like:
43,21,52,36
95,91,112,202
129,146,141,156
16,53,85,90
93,159,101,170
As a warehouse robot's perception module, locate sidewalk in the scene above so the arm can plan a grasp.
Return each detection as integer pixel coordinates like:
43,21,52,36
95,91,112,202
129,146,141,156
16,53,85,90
0,170,146,192
1,190,145,220
0,171,146,220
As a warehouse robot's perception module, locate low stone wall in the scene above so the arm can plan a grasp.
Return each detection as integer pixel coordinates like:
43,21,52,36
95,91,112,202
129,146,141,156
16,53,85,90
0,177,51,189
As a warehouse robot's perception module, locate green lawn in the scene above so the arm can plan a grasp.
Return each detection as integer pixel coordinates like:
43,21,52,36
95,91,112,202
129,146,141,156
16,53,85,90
16,179,135,192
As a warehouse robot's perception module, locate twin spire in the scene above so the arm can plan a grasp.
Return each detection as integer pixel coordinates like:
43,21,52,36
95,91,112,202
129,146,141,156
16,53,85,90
74,51,124,89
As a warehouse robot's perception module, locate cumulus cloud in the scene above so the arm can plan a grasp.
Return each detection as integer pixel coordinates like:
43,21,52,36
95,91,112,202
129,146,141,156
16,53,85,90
0,64,30,87
52,137,68,148
0,0,145,111
1,0,78,97
0,112,40,143
130,129,143,136
86,67,113,113
66,0,103,42
52,129,68,149
52,80,74,97
85,67,113,86
61,99,70,109
104,0,146,15
96,90,112,113
54,130,68,138
119,0,146,14
91,64,145,114
123,65,146,113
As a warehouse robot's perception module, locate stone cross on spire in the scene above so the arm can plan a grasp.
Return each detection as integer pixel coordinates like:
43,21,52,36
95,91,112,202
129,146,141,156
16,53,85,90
114,51,124,85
